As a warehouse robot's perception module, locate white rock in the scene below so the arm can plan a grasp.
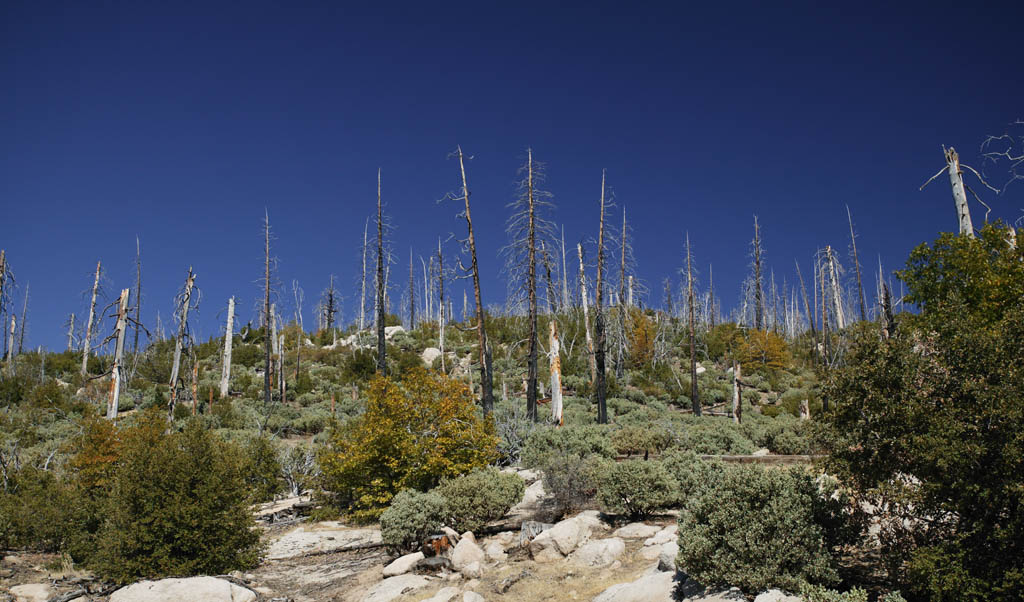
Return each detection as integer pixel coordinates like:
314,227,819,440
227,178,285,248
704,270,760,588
450,536,485,571
657,541,679,572
442,526,461,546
422,587,460,602
360,574,431,602
752,448,770,457
486,531,517,550
680,587,747,601
753,590,801,602
383,551,424,577
638,544,663,561
460,560,483,578
592,571,676,602
529,512,601,560
10,583,54,602
422,347,442,366
517,468,540,483
384,325,405,339
463,592,485,602
110,577,256,602
573,537,626,567
267,524,382,560
613,522,660,539
695,363,707,375
484,540,507,562
643,525,678,546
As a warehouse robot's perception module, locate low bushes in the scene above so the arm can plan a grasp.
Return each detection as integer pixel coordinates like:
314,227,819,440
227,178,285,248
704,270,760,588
380,489,447,553
677,465,862,594
435,468,524,533
597,459,676,518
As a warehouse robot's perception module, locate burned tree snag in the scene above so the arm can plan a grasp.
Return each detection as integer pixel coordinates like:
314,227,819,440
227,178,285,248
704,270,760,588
549,320,563,426
82,261,101,376
560,226,569,310
708,264,715,328
107,288,130,419
66,313,75,352
732,360,742,424
578,243,596,384
595,171,609,425
220,296,234,398
437,238,446,373
686,233,700,416
360,217,368,330
752,217,765,331
376,168,386,375
946,148,974,237
133,237,142,357
826,246,845,330
847,206,867,322
409,248,416,329
526,150,539,421
795,260,817,350
264,211,272,407
454,146,494,414
168,267,196,420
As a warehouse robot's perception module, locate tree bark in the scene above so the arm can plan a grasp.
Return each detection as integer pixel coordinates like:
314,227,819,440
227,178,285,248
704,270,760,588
616,208,627,379
577,243,596,384
107,288,130,419
66,313,75,352
945,147,974,237
595,171,609,424
81,261,101,376
549,320,562,426
438,238,446,373
526,150,538,422
826,246,845,330
264,212,272,407
133,237,142,357
409,248,416,329
732,360,742,424
456,147,494,414
360,217,368,330
376,168,386,375
686,233,700,416
220,296,234,398
169,267,195,420
709,264,715,328
752,217,764,331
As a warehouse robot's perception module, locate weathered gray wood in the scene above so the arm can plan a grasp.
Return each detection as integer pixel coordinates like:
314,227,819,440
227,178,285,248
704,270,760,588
81,261,101,375
945,147,974,237
595,171,608,425
732,361,742,424
220,296,234,398
168,268,195,420
686,233,700,416
577,243,596,384
107,288,130,419
549,320,562,425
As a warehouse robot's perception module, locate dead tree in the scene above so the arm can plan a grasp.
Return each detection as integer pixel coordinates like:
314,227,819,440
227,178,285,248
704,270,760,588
595,170,609,424
540,241,557,314
408,248,416,329
504,149,555,422
133,237,143,357
5,316,14,365
220,296,234,398
107,288,130,420
293,280,304,380
549,320,563,425
751,216,765,331
560,226,570,310
686,233,700,416
437,238,446,373
321,275,339,345
825,246,845,330
81,261,101,376
846,206,867,322
263,211,273,407
708,264,715,328
360,217,368,330
16,283,28,354
732,360,742,424
449,146,494,414
615,208,629,378
578,243,596,383
375,168,386,374
168,268,196,420
66,313,76,352
795,260,817,352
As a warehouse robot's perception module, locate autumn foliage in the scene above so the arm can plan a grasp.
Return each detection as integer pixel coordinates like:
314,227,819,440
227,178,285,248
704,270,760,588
319,368,498,522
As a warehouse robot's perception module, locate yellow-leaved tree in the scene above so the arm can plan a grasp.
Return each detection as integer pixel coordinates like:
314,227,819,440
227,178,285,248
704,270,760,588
319,368,498,522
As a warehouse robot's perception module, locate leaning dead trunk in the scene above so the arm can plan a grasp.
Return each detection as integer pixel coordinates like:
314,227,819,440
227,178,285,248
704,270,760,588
220,297,234,398
81,261,101,376
168,268,196,420
107,288,130,419
549,321,563,426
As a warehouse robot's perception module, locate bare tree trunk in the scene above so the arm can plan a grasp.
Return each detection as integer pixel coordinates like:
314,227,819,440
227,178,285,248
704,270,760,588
5,315,13,364
168,268,195,420
270,303,279,356
709,264,715,328
686,233,700,416
796,260,817,351
549,320,562,426
191,361,198,416
107,288,130,419
799,398,810,420
16,283,28,354
595,170,609,425
826,246,845,330
133,237,142,356
456,147,494,414
770,271,778,333
438,238,446,373
945,147,974,237
846,206,867,322
560,226,569,310
81,261,101,376
279,333,286,403
616,208,627,379
220,296,234,398
409,248,416,329
752,217,764,331
732,360,742,424
578,243,596,384
541,241,557,314
264,212,272,407
66,313,75,352
360,217,368,330
526,149,538,422
376,169,386,374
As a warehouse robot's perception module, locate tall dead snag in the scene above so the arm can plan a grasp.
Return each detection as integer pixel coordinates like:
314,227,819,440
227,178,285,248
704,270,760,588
560,226,569,310
795,260,818,354
751,216,765,331
168,268,196,419
220,296,235,398
16,283,28,354
846,206,867,322
263,211,273,407
615,208,628,378
292,280,304,380
541,241,557,314
375,168,386,375
408,248,416,329
686,233,700,416
505,149,555,422
450,147,493,414
81,260,101,376
708,264,715,328
360,217,368,330
825,246,845,330
107,288,130,419
595,170,609,425
437,238,446,372
133,237,142,357
946,147,974,236
322,275,339,345
549,320,563,426
578,243,596,383
732,360,742,424
66,313,75,352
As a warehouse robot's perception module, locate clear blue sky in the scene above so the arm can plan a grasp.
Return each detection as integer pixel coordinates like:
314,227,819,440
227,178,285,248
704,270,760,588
2,1,1021,351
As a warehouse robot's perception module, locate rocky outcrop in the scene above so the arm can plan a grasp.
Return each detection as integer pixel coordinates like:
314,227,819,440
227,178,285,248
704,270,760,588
9,583,55,602
613,522,660,539
529,512,604,561
382,551,424,577
450,533,485,573
753,590,801,602
110,577,256,602
266,523,382,559
572,537,625,567
359,574,430,602
592,570,677,602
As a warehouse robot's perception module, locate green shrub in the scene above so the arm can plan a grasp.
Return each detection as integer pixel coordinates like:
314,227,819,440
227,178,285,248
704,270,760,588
677,466,860,594
597,459,676,519
89,412,262,583
611,424,673,458
799,584,906,602
0,465,74,552
538,454,609,518
435,468,525,533
678,420,755,454
380,489,448,553
241,434,283,503
521,424,615,468
660,449,727,505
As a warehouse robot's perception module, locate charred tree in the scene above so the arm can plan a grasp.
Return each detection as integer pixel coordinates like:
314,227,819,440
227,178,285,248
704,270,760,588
751,217,765,331
168,267,196,420
376,169,386,375
263,212,272,407
595,171,609,424
81,261,101,376
220,296,234,398
686,233,700,416
846,206,867,322
578,243,596,384
107,288,130,420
